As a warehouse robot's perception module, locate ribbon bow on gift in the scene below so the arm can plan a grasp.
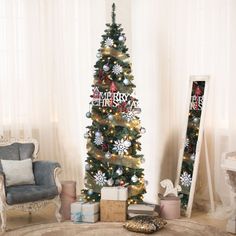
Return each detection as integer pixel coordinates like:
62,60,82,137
72,212,83,223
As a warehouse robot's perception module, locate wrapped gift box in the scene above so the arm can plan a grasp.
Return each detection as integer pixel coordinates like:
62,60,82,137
71,201,100,223
100,200,127,222
128,203,159,214
160,196,180,220
128,203,160,219
101,187,128,201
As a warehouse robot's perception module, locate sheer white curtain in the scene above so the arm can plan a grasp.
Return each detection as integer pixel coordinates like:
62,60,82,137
0,0,106,191
1,0,236,211
131,0,236,212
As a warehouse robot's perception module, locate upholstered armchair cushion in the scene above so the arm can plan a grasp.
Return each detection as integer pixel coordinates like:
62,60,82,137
19,143,35,160
0,143,35,171
0,143,20,162
6,185,58,205
33,161,61,186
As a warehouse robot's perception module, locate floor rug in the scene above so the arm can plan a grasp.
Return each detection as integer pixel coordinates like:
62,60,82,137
4,220,229,236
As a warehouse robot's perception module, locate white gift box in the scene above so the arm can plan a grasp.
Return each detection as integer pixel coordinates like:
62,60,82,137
83,213,99,223
101,187,128,201
71,202,99,223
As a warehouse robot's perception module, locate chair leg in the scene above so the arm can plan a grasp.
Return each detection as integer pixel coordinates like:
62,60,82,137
53,196,62,222
0,209,6,232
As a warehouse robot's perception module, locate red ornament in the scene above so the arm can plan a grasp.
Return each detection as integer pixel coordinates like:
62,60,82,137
110,82,117,106
110,82,117,92
102,143,108,152
195,86,202,96
120,180,125,186
195,86,202,110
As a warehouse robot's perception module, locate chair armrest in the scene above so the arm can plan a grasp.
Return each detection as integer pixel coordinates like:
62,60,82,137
0,171,6,203
33,161,61,187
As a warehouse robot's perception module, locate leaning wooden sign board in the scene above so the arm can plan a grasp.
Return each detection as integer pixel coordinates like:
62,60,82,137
175,76,214,217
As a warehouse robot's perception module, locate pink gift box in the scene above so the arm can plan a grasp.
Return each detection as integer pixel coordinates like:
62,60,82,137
160,196,180,220
60,181,76,220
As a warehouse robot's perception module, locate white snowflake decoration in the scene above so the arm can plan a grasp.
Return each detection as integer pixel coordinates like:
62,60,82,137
185,138,189,148
94,135,103,146
122,111,135,122
94,170,107,186
180,171,192,187
112,64,123,75
113,139,129,155
105,37,113,47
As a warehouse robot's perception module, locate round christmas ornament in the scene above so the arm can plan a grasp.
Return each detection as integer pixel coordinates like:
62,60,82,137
88,189,94,195
123,77,129,85
105,151,112,159
95,131,102,137
193,117,199,124
120,180,125,186
118,35,126,42
85,164,90,171
131,174,139,183
190,154,195,161
140,127,146,134
124,140,131,148
103,64,110,72
116,167,123,176
108,114,114,120
107,178,114,186
86,111,91,118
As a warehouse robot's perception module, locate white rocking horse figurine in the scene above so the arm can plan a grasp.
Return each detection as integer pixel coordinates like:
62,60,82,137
160,179,182,197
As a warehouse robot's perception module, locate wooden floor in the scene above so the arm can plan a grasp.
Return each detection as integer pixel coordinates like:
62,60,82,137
1,205,228,234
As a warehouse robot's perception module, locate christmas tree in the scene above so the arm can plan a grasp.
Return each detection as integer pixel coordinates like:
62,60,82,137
82,3,146,204
178,81,205,209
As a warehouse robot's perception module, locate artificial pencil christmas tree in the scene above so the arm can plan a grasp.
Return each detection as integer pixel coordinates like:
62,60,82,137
82,4,146,204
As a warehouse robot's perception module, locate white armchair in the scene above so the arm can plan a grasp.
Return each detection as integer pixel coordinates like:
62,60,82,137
221,151,236,234
0,138,62,232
